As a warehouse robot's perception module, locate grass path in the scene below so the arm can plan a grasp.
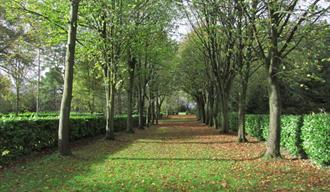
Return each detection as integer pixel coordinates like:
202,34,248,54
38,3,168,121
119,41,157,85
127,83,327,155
1,118,329,191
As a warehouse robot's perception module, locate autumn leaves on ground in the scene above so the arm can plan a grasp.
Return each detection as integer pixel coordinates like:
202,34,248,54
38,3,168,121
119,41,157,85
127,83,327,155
1,116,329,191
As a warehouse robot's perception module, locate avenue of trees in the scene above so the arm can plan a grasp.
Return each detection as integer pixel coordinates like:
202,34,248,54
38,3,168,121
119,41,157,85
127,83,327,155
175,0,329,158
1,0,178,155
0,0,329,159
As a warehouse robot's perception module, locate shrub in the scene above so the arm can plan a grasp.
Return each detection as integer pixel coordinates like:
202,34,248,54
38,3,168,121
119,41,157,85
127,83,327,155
279,115,305,157
228,112,238,132
0,115,140,165
245,113,329,166
302,113,330,166
245,114,265,140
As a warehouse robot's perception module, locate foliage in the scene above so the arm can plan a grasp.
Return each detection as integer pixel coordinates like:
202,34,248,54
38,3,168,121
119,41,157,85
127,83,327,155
245,115,267,141
302,113,330,166
245,113,329,165
228,112,238,132
280,115,305,157
0,114,141,165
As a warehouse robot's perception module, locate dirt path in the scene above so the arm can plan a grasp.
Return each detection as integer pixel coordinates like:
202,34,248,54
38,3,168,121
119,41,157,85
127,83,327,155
1,117,329,191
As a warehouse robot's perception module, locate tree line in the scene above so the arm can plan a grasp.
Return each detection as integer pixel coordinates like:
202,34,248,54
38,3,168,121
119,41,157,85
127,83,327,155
0,0,178,155
176,0,329,158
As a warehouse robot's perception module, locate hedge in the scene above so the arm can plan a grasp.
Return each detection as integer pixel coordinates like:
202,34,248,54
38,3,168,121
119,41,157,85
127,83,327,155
228,112,238,132
243,113,329,166
302,114,330,166
0,115,140,165
0,112,103,119
245,114,268,141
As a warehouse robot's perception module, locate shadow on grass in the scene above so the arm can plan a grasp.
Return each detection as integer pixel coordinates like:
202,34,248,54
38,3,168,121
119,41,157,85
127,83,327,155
0,118,263,191
131,141,238,144
107,154,265,162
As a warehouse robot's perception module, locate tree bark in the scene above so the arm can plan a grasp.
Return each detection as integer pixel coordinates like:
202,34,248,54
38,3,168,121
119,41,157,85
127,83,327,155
265,69,282,158
104,72,115,140
117,89,122,114
155,91,159,125
126,54,135,133
265,6,282,158
58,0,79,156
213,88,219,129
36,48,41,113
15,81,20,115
138,84,145,129
208,87,214,127
238,78,248,142
220,89,230,134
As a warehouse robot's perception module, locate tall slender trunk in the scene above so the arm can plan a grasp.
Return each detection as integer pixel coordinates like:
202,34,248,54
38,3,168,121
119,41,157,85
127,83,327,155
146,96,151,127
238,78,248,142
58,0,79,156
155,91,159,125
104,70,115,140
36,48,41,113
265,9,282,158
205,95,210,125
15,81,20,115
118,90,122,114
151,98,155,125
109,83,115,136
213,90,219,129
265,68,281,158
105,74,111,136
127,55,135,133
138,85,144,129
208,88,214,127
220,90,230,134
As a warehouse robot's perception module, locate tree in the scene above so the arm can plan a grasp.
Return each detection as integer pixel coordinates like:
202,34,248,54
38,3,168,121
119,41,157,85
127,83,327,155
247,0,329,158
58,0,80,156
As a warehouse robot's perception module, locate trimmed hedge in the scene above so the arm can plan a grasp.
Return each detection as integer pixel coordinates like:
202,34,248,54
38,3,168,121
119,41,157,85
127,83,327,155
302,114,330,166
0,115,140,165
244,113,329,166
228,112,238,132
0,112,103,119
245,114,267,141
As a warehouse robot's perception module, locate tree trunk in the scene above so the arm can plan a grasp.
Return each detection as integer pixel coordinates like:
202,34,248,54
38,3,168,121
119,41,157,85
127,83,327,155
220,90,230,134
109,83,115,137
146,97,151,127
208,88,214,127
127,55,135,133
138,85,144,129
155,92,159,125
205,95,210,125
15,81,20,115
104,72,115,140
265,8,282,158
238,78,248,142
118,89,122,114
36,48,41,113
213,91,219,129
58,0,79,156
265,71,281,158
151,99,155,125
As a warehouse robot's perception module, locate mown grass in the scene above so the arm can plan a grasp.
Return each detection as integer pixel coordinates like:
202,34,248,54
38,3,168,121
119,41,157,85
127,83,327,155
0,119,329,191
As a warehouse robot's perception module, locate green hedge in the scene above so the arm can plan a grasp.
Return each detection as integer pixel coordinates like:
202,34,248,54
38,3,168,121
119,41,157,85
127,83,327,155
244,113,329,166
0,112,103,119
0,115,140,165
245,114,267,141
302,114,330,166
228,112,238,132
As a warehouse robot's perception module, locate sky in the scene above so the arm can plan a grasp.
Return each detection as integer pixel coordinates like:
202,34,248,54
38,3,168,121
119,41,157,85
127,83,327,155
170,0,330,42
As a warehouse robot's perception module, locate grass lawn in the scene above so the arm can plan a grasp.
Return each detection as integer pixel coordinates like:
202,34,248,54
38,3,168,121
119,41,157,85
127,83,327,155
1,118,329,191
